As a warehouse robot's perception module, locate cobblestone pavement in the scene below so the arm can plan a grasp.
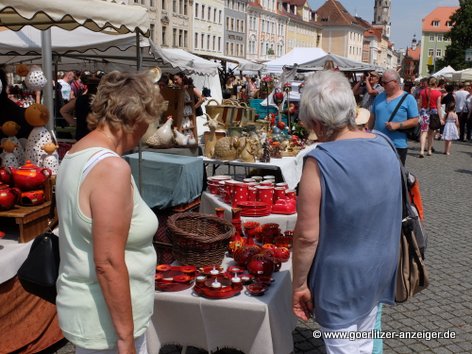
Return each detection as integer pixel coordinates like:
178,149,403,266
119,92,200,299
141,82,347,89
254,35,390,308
53,140,472,354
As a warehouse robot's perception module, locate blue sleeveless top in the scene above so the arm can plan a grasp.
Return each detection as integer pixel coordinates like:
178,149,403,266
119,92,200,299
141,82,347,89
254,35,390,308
306,134,402,329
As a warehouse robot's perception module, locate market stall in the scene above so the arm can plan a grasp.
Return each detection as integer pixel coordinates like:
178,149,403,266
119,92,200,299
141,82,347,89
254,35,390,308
147,257,297,354
124,152,204,209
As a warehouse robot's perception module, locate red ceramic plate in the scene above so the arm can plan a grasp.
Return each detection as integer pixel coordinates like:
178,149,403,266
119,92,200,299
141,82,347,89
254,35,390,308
237,201,268,209
180,265,197,274
156,264,172,272
227,265,244,275
199,265,224,276
240,209,271,217
156,281,194,292
173,274,193,283
193,277,242,299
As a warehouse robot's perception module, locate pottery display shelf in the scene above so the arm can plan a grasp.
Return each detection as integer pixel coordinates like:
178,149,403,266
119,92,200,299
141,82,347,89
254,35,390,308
0,201,51,243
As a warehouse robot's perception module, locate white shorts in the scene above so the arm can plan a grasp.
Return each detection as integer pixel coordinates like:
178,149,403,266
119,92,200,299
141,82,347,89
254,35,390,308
75,333,147,354
320,305,380,354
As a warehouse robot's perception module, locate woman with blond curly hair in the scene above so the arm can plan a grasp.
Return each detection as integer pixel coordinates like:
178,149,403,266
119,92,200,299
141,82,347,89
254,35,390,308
56,71,165,354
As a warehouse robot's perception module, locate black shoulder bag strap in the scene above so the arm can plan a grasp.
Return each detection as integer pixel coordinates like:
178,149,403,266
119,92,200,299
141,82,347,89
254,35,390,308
388,93,408,123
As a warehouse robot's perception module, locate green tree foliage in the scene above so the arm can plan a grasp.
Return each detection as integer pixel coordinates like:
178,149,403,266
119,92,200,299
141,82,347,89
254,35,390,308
440,0,472,70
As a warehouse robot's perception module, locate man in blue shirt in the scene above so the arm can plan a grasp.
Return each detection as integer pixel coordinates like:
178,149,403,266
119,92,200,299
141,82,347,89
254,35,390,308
369,69,419,165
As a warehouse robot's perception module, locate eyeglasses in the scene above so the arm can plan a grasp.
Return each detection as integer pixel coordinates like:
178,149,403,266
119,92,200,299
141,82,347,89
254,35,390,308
381,79,396,85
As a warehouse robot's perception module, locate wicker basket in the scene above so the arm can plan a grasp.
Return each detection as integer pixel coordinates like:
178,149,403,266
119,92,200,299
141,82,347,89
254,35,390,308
167,212,234,267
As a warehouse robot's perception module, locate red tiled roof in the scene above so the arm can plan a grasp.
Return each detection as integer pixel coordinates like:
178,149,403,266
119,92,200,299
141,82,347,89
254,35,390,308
407,46,421,61
315,0,362,27
248,1,262,9
422,7,459,33
364,27,382,42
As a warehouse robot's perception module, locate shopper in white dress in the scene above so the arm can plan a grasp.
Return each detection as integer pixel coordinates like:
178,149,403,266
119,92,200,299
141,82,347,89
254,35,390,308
442,101,459,155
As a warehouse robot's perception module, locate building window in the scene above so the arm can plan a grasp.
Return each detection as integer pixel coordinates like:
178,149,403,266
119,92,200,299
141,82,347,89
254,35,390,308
179,29,183,46
213,8,217,22
184,0,187,15
429,35,435,42
212,36,216,50
201,33,204,48
195,3,199,17
218,37,221,52
150,24,155,42
226,17,229,30
161,0,165,10
207,34,210,50
428,48,434,57
436,49,442,57
173,28,177,47
207,6,211,21
437,35,443,42
195,33,198,49
162,26,167,46
184,30,188,48
446,21,453,27
201,5,205,20
150,0,155,6
172,0,177,12
432,20,440,27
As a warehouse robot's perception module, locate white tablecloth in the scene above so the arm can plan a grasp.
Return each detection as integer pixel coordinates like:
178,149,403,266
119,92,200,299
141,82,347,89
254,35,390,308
199,191,297,233
0,239,32,284
147,258,296,354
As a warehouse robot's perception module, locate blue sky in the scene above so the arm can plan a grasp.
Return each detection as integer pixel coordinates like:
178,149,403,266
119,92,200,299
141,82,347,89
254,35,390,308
307,0,460,50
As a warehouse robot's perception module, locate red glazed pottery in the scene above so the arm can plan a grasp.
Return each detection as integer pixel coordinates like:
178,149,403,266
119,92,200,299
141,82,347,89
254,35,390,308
8,160,51,191
246,283,269,296
232,183,248,207
256,185,274,210
0,183,21,210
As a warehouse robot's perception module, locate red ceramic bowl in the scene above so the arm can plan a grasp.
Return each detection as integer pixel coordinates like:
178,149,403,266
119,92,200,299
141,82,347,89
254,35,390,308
180,265,197,274
173,274,193,283
156,264,172,272
246,283,268,296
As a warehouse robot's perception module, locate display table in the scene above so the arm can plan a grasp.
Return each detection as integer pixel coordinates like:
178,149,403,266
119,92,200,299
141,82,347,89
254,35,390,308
0,202,52,243
200,192,297,233
203,144,317,190
124,152,204,209
147,257,297,354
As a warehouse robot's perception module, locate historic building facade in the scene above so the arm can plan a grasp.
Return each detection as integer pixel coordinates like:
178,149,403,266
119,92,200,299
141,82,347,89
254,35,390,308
419,6,458,77
224,0,248,57
193,0,225,55
281,0,322,52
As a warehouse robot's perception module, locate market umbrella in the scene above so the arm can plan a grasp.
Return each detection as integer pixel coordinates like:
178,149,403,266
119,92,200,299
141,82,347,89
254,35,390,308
0,0,150,130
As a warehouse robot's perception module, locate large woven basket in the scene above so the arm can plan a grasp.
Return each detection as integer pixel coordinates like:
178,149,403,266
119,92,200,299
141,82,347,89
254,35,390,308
167,212,234,267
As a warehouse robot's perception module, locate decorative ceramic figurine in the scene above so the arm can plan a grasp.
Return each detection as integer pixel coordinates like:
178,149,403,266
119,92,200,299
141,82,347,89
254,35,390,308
173,128,189,146
24,103,54,167
40,142,60,175
1,121,25,165
25,66,47,91
146,116,174,147
203,113,223,158
0,139,19,168
214,136,239,160
237,136,260,163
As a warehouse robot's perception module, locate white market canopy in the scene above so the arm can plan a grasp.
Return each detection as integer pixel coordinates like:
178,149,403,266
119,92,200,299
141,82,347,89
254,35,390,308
263,47,327,74
451,68,472,82
289,53,382,72
0,26,219,76
432,65,456,78
0,0,150,35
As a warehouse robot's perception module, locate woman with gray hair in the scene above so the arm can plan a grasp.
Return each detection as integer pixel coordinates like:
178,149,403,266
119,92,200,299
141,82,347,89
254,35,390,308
292,70,402,353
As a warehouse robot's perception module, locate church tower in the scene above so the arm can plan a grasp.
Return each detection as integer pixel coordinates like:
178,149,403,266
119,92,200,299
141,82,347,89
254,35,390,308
373,0,391,39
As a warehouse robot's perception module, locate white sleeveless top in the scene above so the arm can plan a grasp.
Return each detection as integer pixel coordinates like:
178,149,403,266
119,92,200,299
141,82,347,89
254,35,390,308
55,147,158,350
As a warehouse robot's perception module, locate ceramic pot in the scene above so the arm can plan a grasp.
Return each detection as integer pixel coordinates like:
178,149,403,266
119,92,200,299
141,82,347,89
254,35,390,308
8,160,51,191
0,183,21,210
